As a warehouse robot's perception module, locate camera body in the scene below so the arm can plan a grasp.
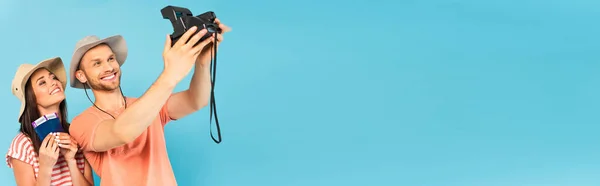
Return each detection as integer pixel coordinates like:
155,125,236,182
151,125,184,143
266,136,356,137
161,5,222,46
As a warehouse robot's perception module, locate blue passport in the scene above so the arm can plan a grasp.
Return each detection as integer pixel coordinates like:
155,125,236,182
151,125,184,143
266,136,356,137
32,113,65,140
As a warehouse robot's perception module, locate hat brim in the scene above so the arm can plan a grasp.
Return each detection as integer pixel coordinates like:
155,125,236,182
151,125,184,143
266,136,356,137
14,57,67,120
69,35,127,89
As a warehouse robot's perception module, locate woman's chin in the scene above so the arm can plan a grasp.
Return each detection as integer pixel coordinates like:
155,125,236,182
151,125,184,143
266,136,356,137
49,94,66,104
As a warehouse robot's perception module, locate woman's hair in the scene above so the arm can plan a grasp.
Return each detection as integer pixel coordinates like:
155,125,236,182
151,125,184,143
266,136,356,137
17,72,70,154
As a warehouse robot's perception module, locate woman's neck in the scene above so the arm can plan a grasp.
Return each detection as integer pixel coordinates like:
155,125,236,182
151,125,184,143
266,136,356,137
37,105,60,120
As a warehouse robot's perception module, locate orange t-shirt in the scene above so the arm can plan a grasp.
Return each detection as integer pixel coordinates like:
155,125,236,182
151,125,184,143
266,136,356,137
69,97,177,186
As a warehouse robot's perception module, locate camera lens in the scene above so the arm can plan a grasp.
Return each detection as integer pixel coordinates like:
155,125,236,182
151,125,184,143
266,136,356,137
207,27,216,33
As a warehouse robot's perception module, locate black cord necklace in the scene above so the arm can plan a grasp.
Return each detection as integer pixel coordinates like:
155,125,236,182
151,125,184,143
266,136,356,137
83,84,127,119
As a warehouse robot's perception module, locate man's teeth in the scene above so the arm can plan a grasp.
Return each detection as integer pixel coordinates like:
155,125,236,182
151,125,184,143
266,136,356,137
102,74,116,80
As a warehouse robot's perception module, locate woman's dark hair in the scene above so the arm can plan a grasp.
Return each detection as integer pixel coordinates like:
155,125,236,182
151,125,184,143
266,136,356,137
17,71,70,154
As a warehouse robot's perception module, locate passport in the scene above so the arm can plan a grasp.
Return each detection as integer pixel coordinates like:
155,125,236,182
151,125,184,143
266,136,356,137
32,113,65,140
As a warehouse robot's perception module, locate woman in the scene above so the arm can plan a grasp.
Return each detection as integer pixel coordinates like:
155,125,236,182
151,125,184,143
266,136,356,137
6,57,94,186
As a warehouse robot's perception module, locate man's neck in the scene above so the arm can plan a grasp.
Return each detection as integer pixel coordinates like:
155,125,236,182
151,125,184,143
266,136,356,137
92,88,126,111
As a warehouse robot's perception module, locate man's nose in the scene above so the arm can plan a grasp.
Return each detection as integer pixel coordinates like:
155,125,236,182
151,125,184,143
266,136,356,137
102,61,114,72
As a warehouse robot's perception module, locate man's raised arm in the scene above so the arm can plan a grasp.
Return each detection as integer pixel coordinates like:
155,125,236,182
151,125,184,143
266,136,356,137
166,19,232,120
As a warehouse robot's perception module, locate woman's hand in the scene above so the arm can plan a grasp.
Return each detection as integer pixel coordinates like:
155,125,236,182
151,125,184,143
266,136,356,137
56,132,79,161
38,133,60,170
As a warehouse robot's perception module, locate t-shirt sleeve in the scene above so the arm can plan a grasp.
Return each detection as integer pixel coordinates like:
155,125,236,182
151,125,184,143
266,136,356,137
5,134,35,168
70,113,102,152
160,95,176,127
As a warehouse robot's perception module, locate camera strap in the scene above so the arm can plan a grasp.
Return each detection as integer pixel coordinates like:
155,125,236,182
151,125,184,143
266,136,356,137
209,33,222,144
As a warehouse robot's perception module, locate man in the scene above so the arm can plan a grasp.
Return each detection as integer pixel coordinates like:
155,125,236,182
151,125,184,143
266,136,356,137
67,20,231,186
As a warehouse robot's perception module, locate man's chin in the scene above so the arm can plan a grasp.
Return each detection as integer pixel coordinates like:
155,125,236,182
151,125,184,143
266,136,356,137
90,81,120,91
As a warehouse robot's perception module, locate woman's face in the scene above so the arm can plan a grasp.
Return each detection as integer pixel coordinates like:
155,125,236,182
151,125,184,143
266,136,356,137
29,68,65,108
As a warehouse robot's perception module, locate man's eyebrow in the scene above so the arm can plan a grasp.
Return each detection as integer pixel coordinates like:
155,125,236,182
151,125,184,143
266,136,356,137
86,53,116,64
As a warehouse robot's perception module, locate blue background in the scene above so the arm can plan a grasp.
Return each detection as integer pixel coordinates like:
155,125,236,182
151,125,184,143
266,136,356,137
1,0,599,185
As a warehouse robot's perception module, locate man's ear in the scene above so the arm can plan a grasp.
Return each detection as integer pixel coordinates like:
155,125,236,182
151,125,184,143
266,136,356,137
75,70,88,84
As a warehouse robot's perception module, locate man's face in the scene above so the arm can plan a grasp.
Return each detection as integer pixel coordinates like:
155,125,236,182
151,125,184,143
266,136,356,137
75,44,122,91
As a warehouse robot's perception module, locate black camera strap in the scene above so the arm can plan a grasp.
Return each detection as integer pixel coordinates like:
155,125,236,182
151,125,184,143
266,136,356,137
209,33,222,144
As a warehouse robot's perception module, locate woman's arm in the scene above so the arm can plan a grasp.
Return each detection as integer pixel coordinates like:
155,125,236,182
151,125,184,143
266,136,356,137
10,158,52,186
65,158,94,186
56,132,94,186
8,134,59,186
83,160,94,185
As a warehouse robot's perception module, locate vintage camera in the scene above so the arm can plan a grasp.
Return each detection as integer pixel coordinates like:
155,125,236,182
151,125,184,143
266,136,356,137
161,5,222,46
